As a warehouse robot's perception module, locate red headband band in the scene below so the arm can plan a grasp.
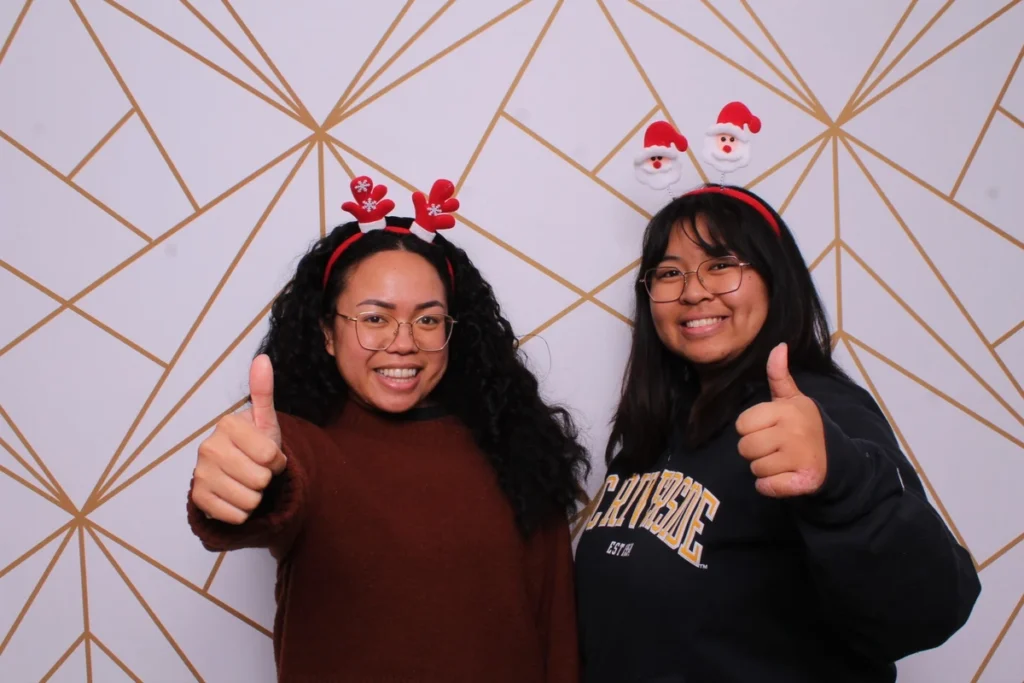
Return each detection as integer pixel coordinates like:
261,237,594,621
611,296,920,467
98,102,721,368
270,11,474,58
681,186,781,237
322,176,459,290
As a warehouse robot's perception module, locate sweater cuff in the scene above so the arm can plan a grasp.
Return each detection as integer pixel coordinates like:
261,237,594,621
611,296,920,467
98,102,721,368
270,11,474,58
186,440,309,553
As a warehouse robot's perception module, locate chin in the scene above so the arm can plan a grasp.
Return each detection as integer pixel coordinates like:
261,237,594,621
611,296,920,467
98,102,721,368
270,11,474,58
366,391,425,413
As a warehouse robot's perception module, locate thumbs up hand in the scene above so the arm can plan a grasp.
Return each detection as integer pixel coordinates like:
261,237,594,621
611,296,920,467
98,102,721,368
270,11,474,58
190,354,288,524
735,343,827,498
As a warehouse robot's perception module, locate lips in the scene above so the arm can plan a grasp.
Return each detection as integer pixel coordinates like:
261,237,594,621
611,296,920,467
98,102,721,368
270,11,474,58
374,367,420,379
682,316,726,328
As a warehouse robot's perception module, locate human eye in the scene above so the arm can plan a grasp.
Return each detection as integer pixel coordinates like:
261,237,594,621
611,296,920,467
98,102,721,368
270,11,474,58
360,313,390,326
656,268,682,280
416,314,442,328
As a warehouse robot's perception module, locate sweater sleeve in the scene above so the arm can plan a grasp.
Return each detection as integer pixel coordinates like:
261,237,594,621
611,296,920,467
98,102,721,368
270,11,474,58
186,412,317,560
526,514,581,683
786,375,981,662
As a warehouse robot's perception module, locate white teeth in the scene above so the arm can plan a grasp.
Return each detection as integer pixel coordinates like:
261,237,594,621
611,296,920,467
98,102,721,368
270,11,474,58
376,368,419,379
683,317,724,328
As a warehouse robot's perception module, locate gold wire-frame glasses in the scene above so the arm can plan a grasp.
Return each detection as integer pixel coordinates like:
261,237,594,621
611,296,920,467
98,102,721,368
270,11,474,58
640,256,750,303
335,311,457,352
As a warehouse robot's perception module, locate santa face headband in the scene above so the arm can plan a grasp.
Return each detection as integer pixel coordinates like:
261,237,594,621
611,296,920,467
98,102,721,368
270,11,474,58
322,176,460,289
633,100,779,237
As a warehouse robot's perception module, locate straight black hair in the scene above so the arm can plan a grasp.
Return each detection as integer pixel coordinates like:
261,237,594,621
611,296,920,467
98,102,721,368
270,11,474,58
605,184,849,473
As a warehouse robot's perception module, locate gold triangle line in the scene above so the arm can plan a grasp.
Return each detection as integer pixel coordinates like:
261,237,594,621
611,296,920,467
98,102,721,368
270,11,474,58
84,526,205,679
841,340,973,561
836,0,920,124
844,132,1024,250
596,0,708,185
333,0,532,127
697,0,818,112
0,521,73,581
333,0,457,121
220,0,316,127
776,134,829,216
0,429,63,501
202,552,228,592
0,129,151,243
0,259,167,366
970,591,1024,683
847,334,1024,449
85,144,314,507
89,522,273,638
952,46,1024,198
845,0,955,117
992,318,1024,348
38,633,86,683
0,404,75,509
94,392,247,509
833,136,842,330
628,0,822,121
456,0,562,193
979,530,1024,572
68,108,134,181
848,0,1022,121
318,141,326,238
0,463,63,508
78,525,94,683
90,307,268,506
0,0,32,68
326,137,640,329
0,527,75,656
180,0,302,114
0,138,311,363
807,240,837,273
324,138,355,179
519,257,641,346
90,634,143,682
320,0,417,128
842,137,1024,404
102,0,308,127
592,104,660,176
735,0,828,121
841,243,1024,428
999,106,1024,128
501,112,652,219
745,131,828,190
72,0,200,211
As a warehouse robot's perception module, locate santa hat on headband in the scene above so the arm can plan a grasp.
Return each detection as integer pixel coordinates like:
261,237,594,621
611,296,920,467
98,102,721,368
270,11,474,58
635,120,689,163
706,101,761,142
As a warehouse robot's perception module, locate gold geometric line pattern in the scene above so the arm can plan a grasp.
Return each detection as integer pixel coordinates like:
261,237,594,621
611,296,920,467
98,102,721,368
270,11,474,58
203,552,227,593
979,530,1024,572
835,0,919,124
843,0,954,117
0,0,32,68
951,45,1024,198
994,319,1024,348
334,0,457,119
845,0,1023,121
71,0,200,212
745,131,829,190
38,632,85,683
0,405,74,511
0,461,61,506
67,108,134,181
971,592,1024,682
1001,106,1024,128
85,144,314,509
0,128,150,243
592,103,660,175
0,521,72,582
0,427,62,503
78,525,94,683
776,135,829,216
90,633,143,682
320,0,417,128
456,0,563,193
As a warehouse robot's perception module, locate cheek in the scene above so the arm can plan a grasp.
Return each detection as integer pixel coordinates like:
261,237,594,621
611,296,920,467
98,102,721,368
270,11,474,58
333,329,373,376
649,302,679,343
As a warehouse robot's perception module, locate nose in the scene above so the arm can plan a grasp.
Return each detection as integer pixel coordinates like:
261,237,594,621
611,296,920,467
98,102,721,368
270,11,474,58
723,144,732,153
679,272,712,304
386,323,418,353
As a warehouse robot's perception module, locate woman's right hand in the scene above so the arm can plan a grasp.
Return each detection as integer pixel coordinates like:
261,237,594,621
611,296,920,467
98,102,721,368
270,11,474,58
190,354,287,524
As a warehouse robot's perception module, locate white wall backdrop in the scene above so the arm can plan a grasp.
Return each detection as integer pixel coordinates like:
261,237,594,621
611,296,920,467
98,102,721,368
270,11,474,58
1,0,1022,680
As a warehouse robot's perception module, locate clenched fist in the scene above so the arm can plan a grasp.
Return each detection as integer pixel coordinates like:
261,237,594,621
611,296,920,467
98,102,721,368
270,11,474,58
191,354,287,524
735,343,827,498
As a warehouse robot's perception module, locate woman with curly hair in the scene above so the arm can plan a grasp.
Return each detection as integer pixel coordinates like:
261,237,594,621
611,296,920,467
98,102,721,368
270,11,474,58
186,177,589,682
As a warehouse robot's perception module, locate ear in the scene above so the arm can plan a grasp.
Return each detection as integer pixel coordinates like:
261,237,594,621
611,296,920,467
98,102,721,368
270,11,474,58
321,321,336,358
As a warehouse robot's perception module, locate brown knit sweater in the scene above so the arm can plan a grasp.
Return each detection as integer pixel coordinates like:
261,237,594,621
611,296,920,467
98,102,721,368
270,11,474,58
186,400,580,682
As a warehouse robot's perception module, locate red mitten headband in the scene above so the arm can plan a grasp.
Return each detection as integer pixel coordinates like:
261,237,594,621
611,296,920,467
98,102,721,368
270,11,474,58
322,176,459,289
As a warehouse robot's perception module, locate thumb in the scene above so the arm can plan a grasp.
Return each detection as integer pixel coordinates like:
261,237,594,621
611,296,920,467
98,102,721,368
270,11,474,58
249,354,280,442
767,343,800,400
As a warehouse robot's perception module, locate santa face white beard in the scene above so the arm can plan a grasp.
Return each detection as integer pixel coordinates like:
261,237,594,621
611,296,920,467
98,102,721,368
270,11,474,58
702,136,751,175
634,155,683,191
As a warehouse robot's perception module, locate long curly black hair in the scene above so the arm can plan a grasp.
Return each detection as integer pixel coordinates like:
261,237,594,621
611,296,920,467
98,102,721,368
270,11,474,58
255,215,590,536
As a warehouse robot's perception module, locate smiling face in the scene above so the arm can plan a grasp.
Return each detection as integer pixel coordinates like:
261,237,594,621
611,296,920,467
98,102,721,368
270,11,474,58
649,216,769,369
324,249,449,413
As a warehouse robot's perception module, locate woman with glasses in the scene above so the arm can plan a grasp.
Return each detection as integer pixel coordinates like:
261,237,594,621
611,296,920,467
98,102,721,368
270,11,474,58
573,184,980,683
185,177,588,682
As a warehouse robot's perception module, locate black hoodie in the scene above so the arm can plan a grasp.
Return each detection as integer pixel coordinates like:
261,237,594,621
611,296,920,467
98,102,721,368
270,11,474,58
574,371,980,683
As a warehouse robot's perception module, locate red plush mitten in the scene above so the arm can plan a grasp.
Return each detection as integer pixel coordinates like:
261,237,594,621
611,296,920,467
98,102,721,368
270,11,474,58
342,176,394,228
411,179,459,241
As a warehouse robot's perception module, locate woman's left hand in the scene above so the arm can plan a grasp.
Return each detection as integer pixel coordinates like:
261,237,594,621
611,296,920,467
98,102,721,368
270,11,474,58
735,343,828,498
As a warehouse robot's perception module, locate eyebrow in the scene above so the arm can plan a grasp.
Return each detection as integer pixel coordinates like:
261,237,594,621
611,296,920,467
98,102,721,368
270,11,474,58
356,299,446,311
